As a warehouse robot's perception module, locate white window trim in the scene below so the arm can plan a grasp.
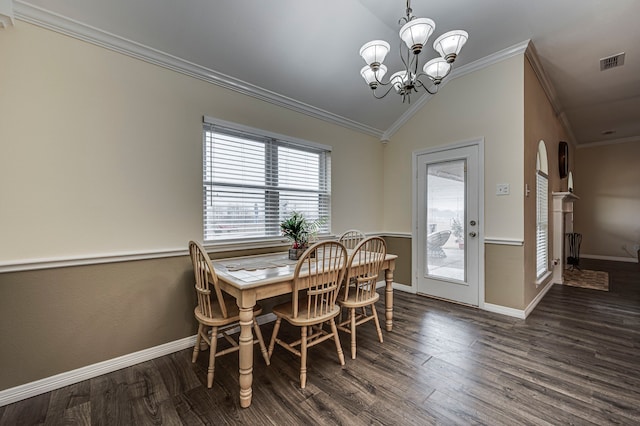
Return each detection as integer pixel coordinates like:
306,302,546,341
201,116,332,248
203,116,332,152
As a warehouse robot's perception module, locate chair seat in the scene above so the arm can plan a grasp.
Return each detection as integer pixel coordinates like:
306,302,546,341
338,290,379,309
272,301,341,326
195,296,263,327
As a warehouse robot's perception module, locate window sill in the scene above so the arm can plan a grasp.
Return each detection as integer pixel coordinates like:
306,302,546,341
535,271,552,287
204,234,336,253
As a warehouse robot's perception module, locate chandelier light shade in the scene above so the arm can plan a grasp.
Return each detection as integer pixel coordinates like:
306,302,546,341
359,0,468,102
361,64,388,88
390,71,410,92
423,58,451,84
399,18,435,54
433,30,469,63
359,40,390,70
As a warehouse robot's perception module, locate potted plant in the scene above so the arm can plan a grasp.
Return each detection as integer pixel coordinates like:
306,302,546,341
451,217,464,249
280,211,323,260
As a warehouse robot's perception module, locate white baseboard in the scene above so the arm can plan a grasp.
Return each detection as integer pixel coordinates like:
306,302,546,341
0,335,196,407
524,280,555,318
482,303,526,319
0,313,278,407
483,279,555,320
581,254,638,263
393,282,416,294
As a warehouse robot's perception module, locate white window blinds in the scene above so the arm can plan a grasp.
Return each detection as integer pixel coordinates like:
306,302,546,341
203,121,331,242
536,170,549,278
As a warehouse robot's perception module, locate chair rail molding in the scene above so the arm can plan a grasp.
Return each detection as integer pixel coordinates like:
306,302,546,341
484,237,524,246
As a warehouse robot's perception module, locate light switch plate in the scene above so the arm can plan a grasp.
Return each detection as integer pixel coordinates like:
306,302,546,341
496,183,510,195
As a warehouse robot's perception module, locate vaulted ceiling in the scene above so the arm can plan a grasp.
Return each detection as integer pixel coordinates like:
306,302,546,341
13,0,640,145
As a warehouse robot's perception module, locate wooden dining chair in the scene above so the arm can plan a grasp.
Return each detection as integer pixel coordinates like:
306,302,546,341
267,241,348,388
188,241,270,388
337,236,387,359
338,229,366,250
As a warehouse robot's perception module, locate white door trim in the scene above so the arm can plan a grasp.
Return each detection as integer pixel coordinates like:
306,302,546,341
411,137,485,309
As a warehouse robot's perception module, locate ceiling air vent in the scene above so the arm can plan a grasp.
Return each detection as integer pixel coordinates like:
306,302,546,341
600,52,625,71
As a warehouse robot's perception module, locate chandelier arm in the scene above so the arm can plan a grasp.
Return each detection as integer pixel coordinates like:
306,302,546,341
371,84,399,100
373,70,391,87
398,40,411,74
414,76,438,95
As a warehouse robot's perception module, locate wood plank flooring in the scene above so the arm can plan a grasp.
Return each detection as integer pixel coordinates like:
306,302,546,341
2,259,638,425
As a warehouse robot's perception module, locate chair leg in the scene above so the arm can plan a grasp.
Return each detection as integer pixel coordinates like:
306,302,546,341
371,303,384,343
267,317,282,360
329,318,345,366
253,318,270,366
350,308,357,359
192,323,203,363
207,326,218,388
300,325,308,389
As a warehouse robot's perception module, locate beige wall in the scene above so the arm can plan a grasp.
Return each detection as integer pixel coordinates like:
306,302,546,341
0,22,385,391
382,236,412,287
382,54,526,308
1,23,581,393
523,55,572,305
0,257,194,390
574,141,640,260
485,244,525,308
0,22,383,264
383,55,525,239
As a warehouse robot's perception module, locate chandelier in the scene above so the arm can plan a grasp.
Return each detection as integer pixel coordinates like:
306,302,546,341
359,0,468,103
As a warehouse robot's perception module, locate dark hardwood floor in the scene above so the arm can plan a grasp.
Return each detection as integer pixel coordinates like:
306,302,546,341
2,259,639,425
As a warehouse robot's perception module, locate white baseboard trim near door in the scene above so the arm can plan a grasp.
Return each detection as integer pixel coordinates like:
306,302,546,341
483,279,555,320
0,335,197,407
482,303,526,319
524,280,555,318
392,282,416,293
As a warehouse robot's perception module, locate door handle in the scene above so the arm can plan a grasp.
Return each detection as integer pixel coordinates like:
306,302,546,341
468,232,477,238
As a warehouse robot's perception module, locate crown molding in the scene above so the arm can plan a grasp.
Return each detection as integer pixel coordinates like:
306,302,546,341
13,1,384,139
382,40,531,141
575,135,640,149
0,0,15,28
524,43,579,146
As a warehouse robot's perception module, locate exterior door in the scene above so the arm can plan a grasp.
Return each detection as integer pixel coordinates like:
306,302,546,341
415,144,480,306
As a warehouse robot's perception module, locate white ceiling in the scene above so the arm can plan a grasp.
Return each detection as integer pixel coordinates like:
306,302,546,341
15,0,640,145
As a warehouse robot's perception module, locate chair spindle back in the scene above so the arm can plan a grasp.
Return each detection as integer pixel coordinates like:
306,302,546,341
344,237,387,303
338,229,366,250
292,241,347,320
189,240,227,320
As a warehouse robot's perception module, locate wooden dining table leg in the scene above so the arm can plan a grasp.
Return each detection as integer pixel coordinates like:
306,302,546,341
237,293,256,408
385,267,394,331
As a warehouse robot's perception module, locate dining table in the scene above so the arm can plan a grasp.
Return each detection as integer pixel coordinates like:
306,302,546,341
211,249,397,408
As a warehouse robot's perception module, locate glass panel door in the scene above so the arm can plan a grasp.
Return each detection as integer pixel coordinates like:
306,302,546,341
416,143,479,306
426,160,466,282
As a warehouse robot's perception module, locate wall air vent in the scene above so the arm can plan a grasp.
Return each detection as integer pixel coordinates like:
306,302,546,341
600,52,625,71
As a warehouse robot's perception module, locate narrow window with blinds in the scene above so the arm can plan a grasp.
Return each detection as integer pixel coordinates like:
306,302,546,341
202,120,331,243
535,140,549,280
536,171,549,278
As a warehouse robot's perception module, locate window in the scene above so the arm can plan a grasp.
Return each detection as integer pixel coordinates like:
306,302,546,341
202,118,331,243
536,141,549,279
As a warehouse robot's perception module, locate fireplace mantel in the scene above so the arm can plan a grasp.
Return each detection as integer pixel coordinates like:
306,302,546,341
552,192,579,284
